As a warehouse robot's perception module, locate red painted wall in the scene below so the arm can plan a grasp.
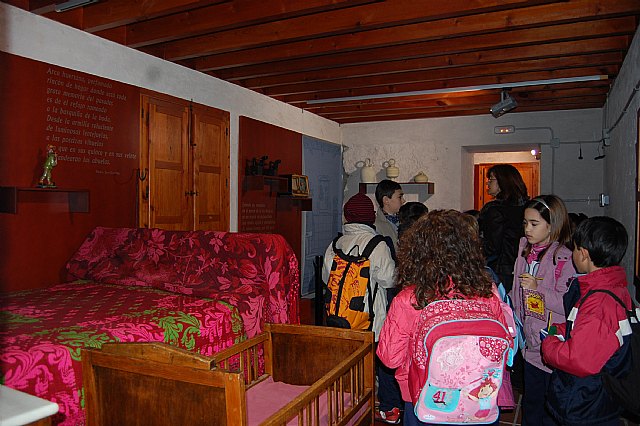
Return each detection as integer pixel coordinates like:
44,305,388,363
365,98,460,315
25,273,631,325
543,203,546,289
238,117,303,264
0,52,139,291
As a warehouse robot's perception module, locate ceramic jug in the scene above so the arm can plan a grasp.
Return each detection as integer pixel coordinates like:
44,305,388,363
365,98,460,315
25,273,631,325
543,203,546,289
359,158,376,183
414,171,429,183
384,159,400,179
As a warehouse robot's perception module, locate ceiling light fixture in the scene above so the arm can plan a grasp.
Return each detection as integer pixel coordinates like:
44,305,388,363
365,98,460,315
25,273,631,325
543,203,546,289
55,0,98,12
490,89,518,118
305,75,607,104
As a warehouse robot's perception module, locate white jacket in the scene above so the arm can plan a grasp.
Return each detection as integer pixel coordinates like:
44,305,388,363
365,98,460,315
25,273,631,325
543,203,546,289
322,223,396,340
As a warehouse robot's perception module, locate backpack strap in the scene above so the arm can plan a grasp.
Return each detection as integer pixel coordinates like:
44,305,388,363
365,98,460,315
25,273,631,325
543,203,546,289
362,234,385,258
360,235,385,329
566,289,636,340
330,236,354,317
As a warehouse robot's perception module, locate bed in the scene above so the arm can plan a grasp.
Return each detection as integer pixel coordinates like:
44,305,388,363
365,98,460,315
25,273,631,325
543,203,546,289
82,323,375,425
1,227,300,425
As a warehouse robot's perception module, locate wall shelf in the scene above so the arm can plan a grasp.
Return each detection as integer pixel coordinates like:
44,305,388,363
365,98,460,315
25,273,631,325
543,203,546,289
359,182,435,202
243,175,288,193
243,175,312,210
0,186,90,214
277,195,312,211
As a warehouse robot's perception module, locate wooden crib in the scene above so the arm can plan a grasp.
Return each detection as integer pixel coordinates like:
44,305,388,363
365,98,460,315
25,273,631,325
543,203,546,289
82,323,375,425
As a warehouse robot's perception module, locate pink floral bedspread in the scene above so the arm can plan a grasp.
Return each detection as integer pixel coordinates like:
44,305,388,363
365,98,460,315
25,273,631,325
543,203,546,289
66,227,301,336
0,282,245,425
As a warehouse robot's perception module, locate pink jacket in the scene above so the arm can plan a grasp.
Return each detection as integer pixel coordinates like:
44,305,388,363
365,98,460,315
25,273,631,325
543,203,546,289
377,286,421,402
510,237,576,372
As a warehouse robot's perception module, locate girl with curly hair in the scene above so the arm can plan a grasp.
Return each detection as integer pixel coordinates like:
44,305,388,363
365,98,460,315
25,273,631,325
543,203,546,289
377,209,511,425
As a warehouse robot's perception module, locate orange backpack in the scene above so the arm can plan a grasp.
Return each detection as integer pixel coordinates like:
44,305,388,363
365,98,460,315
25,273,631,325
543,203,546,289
325,235,384,330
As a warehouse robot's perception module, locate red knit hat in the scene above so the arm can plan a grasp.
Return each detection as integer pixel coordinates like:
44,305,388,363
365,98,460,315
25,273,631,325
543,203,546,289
344,193,375,224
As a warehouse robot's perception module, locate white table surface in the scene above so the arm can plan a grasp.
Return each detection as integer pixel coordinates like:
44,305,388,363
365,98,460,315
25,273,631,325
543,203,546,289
0,385,59,426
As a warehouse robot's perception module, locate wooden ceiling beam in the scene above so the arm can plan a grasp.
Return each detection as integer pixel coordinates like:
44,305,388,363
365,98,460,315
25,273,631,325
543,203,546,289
208,17,635,78
276,66,616,104
260,52,622,96
119,0,382,48
333,102,603,123
172,0,640,63
287,80,611,107
239,38,627,90
159,0,580,60
304,87,609,114
325,97,604,120
44,0,227,32
320,95,606,120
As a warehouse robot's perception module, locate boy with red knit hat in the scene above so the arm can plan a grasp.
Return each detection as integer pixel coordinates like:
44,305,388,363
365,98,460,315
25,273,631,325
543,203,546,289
322,192,399,422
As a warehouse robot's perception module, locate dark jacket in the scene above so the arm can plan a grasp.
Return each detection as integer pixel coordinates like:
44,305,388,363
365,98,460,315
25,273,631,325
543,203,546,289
542,266,633,426
478,199,525,292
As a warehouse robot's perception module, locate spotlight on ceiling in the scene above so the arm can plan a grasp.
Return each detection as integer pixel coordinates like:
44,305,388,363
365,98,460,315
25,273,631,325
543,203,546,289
55,0,98,12
490,89,518,118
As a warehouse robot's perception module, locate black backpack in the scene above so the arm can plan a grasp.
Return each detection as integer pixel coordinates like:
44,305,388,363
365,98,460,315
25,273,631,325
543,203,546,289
578,289,640,417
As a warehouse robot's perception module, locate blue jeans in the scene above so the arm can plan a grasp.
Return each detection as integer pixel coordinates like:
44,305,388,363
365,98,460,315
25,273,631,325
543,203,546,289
402,402,500,426
522,361,557,426
376,351,403,411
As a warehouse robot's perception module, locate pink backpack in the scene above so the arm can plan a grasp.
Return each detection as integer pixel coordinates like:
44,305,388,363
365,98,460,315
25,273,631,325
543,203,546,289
410,298,513,425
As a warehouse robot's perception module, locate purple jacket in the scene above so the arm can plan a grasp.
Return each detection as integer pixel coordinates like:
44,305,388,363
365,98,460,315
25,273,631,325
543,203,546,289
509,237,576,372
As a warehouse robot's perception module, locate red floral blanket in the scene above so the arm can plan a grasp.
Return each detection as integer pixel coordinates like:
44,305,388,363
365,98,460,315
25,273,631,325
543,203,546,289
1,282,245,425
1,227,300,425
66,227,301,336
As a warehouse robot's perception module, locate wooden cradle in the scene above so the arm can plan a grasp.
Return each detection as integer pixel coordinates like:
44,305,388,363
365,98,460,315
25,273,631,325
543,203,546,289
82,323,375,425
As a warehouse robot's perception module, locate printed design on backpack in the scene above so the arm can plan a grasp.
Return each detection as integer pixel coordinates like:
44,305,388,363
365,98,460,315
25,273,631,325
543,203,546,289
324,235,384,330
411,299,512,425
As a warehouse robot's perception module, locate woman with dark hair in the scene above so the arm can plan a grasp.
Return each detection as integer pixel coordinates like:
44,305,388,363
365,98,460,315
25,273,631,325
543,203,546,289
478,164,530,293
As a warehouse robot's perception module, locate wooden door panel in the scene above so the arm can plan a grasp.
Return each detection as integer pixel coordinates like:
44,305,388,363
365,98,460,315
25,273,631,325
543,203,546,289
475,162,539,209
192,106,230,231
147,97,190,230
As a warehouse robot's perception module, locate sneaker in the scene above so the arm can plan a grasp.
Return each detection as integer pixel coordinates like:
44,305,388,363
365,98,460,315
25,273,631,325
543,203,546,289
375,407,401,424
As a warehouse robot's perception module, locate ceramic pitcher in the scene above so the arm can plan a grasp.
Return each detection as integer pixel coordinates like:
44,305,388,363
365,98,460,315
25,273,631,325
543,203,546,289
359,158,376,183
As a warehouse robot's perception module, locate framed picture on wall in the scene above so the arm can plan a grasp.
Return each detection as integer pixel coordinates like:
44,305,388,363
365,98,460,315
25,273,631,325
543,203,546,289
282,174,310,197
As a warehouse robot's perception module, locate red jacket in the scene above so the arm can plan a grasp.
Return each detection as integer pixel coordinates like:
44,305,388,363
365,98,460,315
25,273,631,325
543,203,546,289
542,266,631,377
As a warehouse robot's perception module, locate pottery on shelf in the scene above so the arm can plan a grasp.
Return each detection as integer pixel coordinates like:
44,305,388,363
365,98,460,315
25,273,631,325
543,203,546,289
414,171,429,183
358,158,377,183
383,159,399,180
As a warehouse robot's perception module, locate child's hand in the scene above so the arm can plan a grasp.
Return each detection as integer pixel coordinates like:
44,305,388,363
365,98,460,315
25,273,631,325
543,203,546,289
519,273,540,290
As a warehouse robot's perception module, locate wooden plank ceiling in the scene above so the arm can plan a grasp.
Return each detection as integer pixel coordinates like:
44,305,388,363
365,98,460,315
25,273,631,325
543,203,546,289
8,0,640,123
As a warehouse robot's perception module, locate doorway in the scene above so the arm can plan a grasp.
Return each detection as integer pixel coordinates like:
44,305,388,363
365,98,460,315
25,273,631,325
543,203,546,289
474,162,540,210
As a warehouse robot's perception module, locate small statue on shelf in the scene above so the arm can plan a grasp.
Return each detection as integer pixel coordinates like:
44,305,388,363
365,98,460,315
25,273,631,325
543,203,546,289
38,144,58,188
265,159,281,176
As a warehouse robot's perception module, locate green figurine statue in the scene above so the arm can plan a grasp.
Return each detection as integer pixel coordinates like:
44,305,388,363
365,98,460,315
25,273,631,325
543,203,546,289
38,144,58,188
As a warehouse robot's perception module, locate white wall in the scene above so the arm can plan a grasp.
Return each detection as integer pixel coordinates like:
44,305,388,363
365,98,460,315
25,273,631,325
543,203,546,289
0,3,341,231
341,109,605,218
603,25,640,285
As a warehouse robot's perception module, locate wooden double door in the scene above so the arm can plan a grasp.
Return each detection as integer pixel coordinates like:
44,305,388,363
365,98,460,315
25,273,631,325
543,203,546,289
139,94,230,231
